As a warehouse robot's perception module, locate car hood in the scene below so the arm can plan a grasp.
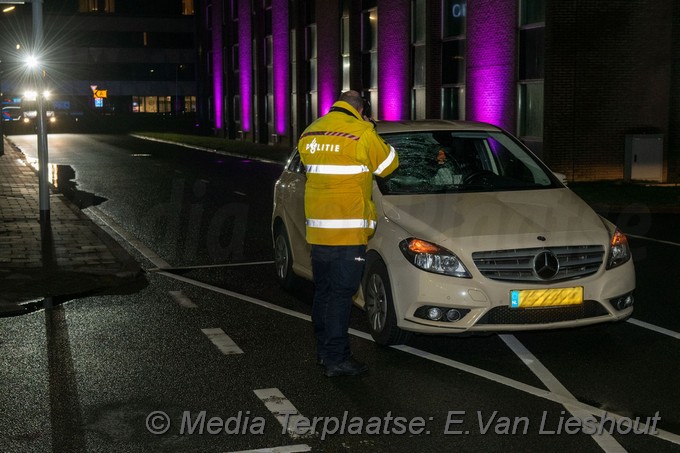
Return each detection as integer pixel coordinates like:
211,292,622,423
377,188,610,251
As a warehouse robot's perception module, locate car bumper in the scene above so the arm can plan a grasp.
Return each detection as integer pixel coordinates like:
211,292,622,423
389,257,635,334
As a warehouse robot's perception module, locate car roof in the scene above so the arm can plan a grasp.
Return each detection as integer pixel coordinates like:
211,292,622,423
375,119,503,134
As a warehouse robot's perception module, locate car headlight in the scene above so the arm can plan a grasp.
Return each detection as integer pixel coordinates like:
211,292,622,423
607,228,631,269
399,238,471,278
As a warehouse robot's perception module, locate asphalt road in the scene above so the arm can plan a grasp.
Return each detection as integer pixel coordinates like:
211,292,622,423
1,133,679,452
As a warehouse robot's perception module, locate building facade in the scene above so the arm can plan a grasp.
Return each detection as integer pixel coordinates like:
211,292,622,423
0,0,197,125
197,0,680,182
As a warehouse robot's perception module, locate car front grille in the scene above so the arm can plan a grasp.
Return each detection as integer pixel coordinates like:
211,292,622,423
472,245,605,283
476,300,609,325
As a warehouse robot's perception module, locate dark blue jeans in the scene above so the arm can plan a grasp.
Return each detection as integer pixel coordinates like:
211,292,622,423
311,244,367,367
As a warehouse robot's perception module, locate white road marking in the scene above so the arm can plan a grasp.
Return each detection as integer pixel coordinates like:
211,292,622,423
253,388,309,439
628,234,680,247
157,270,680,447
158,271,312,322
85,206,172,269
148,261,274,272
201,328,244,355
234,191,247,196
500,334,624,452
627,318,680,340
227,445,311,453
168,290,197,308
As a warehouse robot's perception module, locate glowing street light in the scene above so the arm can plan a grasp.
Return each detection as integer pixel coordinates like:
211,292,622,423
25,54,38,69
0,0,50,223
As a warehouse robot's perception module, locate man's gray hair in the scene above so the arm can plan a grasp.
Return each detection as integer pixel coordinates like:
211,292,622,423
339,90,364,113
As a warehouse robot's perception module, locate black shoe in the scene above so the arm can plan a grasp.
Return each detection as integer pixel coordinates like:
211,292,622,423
324,357,368,377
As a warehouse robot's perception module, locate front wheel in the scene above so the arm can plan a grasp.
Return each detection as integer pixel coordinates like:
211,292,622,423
363,259,411,345
273,225,302,291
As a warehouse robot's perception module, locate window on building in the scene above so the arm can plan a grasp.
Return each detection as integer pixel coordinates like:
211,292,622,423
361,8,378,117
265,6,274,142
519,83,543,138
520,0,545,25
305,23,318,123
132,96,159,113
412,0,426,119
441,0,466,119
158,96,172,113
182,0,194,15
232,6,240,128
518,0,545,139
184,96,197,113
79,0,115,13
442,0,466,38
341,15,350,92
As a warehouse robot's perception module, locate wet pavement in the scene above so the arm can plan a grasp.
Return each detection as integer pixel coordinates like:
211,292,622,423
0,137,145,315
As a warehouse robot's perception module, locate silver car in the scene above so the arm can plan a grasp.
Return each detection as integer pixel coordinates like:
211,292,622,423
272,120,635,345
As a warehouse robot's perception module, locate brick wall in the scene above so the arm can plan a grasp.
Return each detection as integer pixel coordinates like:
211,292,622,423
544,0,674,182
670,1,680,182
466,0,518,132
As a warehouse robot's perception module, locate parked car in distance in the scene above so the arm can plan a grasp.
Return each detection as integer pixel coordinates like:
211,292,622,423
272,120,635,345
2,106,23,122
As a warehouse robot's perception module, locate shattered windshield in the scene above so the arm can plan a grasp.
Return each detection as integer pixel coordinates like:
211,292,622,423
377,130,558,194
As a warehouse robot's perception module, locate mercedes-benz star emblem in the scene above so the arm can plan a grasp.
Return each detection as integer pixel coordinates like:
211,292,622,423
533,250,560,280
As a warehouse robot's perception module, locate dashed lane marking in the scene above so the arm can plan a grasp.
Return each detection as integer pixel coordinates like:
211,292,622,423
227,445,312,453
253,388,309,439
201,328,244,355
169,290,198,308
157,270,680,448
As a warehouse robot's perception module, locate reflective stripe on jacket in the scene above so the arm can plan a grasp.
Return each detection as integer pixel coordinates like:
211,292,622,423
298,100,399,246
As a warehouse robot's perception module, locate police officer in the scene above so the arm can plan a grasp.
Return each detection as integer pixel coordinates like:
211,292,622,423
298,90,399,377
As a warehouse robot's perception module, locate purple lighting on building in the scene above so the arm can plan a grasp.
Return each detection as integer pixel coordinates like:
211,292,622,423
378,0,409,120
272,0,289,136
211,1,224,129
317,0,341,115
239,0,253,132
466,0,517,131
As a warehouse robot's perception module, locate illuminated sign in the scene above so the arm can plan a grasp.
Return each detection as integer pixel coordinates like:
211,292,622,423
90,85,108,99
452,3,466,18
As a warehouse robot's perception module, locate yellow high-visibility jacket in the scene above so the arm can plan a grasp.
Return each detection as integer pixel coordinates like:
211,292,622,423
298,100,399,246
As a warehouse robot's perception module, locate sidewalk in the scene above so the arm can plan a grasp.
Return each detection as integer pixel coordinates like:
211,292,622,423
0,139,144,314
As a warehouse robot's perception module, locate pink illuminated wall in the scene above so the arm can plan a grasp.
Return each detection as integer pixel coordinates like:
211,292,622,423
239,0,253,132
211,0,224,130
272,0,289,135
316,0,342,115
466,0,517,131
378,0,410,120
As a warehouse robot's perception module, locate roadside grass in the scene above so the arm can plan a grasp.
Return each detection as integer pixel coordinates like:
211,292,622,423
569,181,680,212
133,131,679,212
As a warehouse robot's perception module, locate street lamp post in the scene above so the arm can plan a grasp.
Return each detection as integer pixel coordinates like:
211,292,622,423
0,0,49,222
31,0,49,224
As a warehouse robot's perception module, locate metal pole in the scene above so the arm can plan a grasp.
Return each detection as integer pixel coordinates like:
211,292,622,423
32,0,49,223
0,61,4,156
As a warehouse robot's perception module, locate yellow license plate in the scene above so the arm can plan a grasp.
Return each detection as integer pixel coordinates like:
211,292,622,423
510,287,583,308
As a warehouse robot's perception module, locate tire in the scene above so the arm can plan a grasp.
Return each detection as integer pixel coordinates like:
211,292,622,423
363,259,411,345
273,224,302,291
